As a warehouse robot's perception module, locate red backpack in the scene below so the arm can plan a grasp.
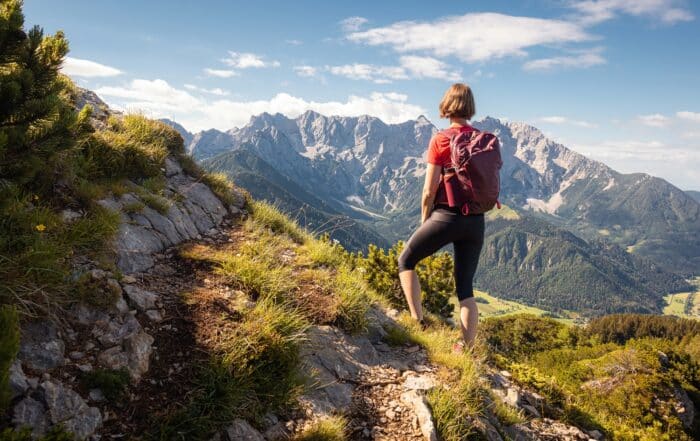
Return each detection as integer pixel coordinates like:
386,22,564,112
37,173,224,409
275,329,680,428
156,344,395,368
435,127,502,215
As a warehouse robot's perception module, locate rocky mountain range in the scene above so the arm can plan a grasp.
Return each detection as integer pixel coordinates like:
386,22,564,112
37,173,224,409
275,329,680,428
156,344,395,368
161,112,698,313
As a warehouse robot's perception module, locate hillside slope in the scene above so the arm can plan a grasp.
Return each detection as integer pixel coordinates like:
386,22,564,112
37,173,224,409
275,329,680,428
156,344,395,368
477,213,690,315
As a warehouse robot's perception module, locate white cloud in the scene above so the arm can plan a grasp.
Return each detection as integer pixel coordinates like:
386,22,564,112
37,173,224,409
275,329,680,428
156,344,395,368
61,57,122,77
222,51,280,69
325,56,460,83
638,113,670,127
183,84,229,96
539,116,597,127
340,16,368,32
398,56,461,81
347,13,592,63
327,63,408,83
570,0,694,25
203,68,238,78
294,65,318,77
677,111,700,123
285,39,303,45
574,138,700,189
523,47,605,71
94,78,425,131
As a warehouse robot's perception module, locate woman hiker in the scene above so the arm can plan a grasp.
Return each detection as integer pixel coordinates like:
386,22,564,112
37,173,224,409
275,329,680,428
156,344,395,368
397,83,501,351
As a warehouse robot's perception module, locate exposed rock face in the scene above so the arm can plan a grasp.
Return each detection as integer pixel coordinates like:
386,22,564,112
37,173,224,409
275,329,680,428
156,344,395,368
100,155,244,274
8,140,247,439
300,325,381,415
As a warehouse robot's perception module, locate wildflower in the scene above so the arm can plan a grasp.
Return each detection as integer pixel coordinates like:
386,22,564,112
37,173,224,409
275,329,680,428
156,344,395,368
35,224,46,232
33,195,39,200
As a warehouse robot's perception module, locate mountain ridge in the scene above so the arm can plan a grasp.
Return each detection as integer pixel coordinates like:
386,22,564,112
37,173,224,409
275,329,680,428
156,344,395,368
163,112,700,275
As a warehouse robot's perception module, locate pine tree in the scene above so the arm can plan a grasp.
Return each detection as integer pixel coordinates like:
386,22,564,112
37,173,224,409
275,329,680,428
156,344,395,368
0,0,84,193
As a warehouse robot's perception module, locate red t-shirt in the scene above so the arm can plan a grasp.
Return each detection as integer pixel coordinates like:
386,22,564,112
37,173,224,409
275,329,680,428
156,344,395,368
426,124,476,167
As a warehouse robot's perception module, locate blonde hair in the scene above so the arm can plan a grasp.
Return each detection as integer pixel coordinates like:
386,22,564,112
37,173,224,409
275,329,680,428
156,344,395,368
439,83,476,120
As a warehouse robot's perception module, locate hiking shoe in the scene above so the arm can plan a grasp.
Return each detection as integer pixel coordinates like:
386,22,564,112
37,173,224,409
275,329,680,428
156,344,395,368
452,340,466,354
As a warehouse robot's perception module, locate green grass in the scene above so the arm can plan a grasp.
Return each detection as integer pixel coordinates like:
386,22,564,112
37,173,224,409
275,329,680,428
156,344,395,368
152,300,308,440
329,267,370,334
663,277,700,320
456,290,575,326
293,416,348,441
247,200,307,244
217,253,296,301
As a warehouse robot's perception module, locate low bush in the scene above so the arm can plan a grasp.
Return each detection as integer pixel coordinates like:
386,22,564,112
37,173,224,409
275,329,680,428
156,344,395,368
358,242,454,318
81,368,130,401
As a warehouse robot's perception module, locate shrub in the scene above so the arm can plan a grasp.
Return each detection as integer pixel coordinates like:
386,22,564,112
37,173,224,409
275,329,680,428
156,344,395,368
586,314,700,344
481,314,573,361
81,368,130,401
358,242,454,318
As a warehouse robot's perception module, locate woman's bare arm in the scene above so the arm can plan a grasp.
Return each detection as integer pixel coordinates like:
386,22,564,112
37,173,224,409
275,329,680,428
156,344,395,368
421,163,442,223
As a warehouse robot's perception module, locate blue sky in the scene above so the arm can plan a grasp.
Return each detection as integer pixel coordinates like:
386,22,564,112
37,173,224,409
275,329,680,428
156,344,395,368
25,0,700,190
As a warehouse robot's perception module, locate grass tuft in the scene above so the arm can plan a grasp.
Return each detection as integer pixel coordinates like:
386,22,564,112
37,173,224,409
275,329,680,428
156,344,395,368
248,200,307,244
294,416,348,441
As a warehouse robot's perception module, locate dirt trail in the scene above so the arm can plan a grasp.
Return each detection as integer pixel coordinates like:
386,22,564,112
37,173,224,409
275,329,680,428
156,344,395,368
97,221,442,440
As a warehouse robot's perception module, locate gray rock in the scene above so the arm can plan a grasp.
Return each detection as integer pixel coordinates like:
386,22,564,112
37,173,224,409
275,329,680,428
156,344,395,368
98,346,129,371
225,419,265,441
183,198,215,233
123,285,159,311
9,360,29,398
403,373,437,391
61,209,82,223
94,314,141,346
18,321,66,372
145,309,164,322
124,330,154,381
62,406,102,440
141,206,182,246
177,181,227,225
476,416,504,441
588,429,604,440
521,404,540,417
12,397,48,437
39,380,103,438
41,380,88,423
164,156,183,177
89,389,105,402
114,223,164,273
299,326,380,415
72,303,111,326
401,390,438,441
166,203,200,240
504,387,521,407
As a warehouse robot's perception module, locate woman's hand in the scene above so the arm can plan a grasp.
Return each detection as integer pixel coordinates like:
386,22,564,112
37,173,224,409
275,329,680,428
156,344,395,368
421,163,442,223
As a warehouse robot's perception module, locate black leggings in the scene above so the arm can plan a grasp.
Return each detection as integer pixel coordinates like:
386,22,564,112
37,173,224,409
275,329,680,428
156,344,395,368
398,208,485,301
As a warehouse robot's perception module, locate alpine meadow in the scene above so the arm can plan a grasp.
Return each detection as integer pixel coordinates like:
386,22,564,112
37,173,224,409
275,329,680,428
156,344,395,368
2,1,700,441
